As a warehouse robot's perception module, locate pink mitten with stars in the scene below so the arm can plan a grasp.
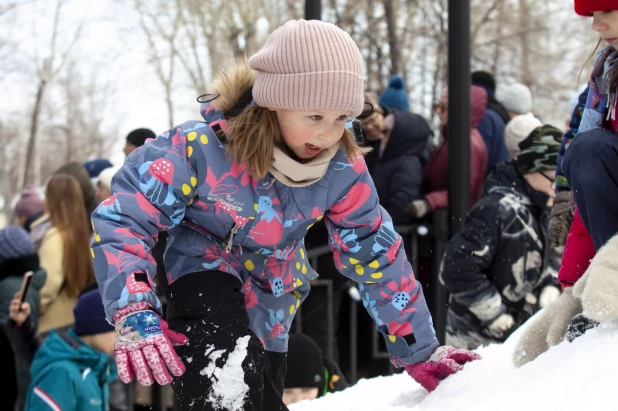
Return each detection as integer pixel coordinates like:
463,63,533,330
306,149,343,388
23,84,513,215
114,302,188,386
405,346,481,392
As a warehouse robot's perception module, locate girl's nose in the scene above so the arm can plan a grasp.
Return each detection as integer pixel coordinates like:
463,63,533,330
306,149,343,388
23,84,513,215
592,15,607,33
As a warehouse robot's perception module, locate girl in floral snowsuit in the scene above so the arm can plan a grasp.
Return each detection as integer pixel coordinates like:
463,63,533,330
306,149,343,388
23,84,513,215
92,19,479,410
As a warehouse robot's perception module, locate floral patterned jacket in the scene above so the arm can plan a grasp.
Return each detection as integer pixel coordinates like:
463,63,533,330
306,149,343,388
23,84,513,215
91,100,438,365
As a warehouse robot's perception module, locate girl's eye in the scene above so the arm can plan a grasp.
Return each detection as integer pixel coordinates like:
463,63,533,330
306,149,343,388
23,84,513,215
310,115,323,121
337,115,348,121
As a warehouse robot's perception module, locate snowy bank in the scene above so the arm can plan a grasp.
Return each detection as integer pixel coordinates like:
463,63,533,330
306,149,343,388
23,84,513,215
290,323,618,411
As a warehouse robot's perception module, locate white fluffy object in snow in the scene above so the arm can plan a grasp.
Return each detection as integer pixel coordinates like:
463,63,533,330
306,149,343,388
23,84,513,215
290,322,618,411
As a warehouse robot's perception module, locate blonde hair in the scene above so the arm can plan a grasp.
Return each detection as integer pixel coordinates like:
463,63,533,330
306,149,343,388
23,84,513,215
46,174,95,298
225,105,371,179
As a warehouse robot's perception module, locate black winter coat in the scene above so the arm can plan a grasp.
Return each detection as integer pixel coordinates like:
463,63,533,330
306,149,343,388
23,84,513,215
370,110,432,225
440,164,559,347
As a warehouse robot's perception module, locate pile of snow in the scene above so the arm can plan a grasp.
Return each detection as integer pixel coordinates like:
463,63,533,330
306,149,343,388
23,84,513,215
290,322,618,411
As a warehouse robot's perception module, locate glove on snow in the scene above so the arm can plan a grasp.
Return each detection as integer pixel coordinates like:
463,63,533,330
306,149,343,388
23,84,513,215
512,287,582,368
572,233,618,324
548,190,572,247
565,313,599,343
406,346,481,392
405,199,430,219
485,313,515,338
114,302,188,386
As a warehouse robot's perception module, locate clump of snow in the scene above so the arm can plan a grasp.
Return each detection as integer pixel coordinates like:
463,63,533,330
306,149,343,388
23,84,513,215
290,323,618,411
200,348,225,377
207,335,251,411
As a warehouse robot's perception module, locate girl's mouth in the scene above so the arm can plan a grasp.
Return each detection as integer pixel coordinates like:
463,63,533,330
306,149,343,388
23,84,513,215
305,143,323,156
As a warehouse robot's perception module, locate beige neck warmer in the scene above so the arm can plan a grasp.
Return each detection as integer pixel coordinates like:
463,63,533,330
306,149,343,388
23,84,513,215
269,144,339,187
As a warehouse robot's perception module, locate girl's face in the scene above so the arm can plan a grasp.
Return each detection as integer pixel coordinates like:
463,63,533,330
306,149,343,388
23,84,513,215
592,11,618,48
273,108,351,161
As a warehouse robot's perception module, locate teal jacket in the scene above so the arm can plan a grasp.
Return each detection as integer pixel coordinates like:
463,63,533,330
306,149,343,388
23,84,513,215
25,330,117,411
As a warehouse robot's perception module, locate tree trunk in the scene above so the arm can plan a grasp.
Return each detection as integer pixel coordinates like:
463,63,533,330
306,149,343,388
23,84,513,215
21,77,47,188
518,0,533,87
383,0,400,76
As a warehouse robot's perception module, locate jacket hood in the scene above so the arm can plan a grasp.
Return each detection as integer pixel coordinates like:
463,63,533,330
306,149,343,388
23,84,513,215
470,85,488,128
31,330,116,384
485,163,549,208
380,110,432,163
200,58,256,123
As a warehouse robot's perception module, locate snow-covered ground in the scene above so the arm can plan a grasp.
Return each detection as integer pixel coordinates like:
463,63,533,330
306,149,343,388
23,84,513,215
290,321,618,411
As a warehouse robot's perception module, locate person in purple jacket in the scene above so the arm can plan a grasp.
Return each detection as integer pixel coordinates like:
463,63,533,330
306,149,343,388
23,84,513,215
91,19,480,410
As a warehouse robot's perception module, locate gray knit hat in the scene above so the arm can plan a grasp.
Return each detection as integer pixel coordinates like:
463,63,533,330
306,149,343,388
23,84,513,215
0,226,35,263
249,20,365,117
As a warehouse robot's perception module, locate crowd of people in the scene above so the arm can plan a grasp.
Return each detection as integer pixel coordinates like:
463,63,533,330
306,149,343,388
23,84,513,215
1,1,617,410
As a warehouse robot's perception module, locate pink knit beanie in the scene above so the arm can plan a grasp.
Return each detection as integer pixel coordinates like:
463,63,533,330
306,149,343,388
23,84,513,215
249,20,365,117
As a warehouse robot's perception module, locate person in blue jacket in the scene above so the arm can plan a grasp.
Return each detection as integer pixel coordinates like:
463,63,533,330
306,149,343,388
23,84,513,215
24,290,117,411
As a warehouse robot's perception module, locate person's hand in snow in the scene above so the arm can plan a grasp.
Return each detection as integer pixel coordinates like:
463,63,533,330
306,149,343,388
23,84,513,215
485,313,515,338
512,287,582,368
565,313,599,342
405,199,430,218
548,190,572,247
405,346,481,392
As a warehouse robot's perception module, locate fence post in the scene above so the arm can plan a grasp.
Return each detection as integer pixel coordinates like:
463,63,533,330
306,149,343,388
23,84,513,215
304,0,321,20
442,0,472,345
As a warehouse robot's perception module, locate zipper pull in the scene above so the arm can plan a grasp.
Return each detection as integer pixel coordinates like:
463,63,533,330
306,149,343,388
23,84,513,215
225,225,240,253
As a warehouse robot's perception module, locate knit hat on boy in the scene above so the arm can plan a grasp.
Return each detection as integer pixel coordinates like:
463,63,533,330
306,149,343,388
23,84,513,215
284,333,324,389
505,113,543,158
575,0,617,16
0,226,34,263
515,125,563,175
14,185,44,218
83,159,113,179
73,289,115,337
497,83,533,115
379,75,410,112
98,166,121,191
249,20,365,117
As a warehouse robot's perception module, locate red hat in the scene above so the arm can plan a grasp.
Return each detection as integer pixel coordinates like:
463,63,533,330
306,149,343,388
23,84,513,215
575,0,618,16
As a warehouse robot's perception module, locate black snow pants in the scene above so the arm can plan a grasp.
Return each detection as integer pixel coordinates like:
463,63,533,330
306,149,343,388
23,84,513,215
166,270,288,411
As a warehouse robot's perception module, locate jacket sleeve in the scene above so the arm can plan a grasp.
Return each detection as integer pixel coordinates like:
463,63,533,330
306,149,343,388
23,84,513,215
383,157,423,225
14,316,42,362
556,85,588,189
27,367,77,411
558,208,596,289
440,197,506,323
325,153,439,366
91,122,209,321
37,229,64,314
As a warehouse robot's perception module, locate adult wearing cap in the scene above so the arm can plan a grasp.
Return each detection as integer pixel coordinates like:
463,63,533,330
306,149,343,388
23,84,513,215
441,125,563,350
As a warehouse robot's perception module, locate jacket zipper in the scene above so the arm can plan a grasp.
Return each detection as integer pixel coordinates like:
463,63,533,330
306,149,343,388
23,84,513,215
225,225,240,254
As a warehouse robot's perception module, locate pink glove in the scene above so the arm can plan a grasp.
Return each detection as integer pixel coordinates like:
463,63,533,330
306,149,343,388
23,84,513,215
114,302,188,386
405,346,482,392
